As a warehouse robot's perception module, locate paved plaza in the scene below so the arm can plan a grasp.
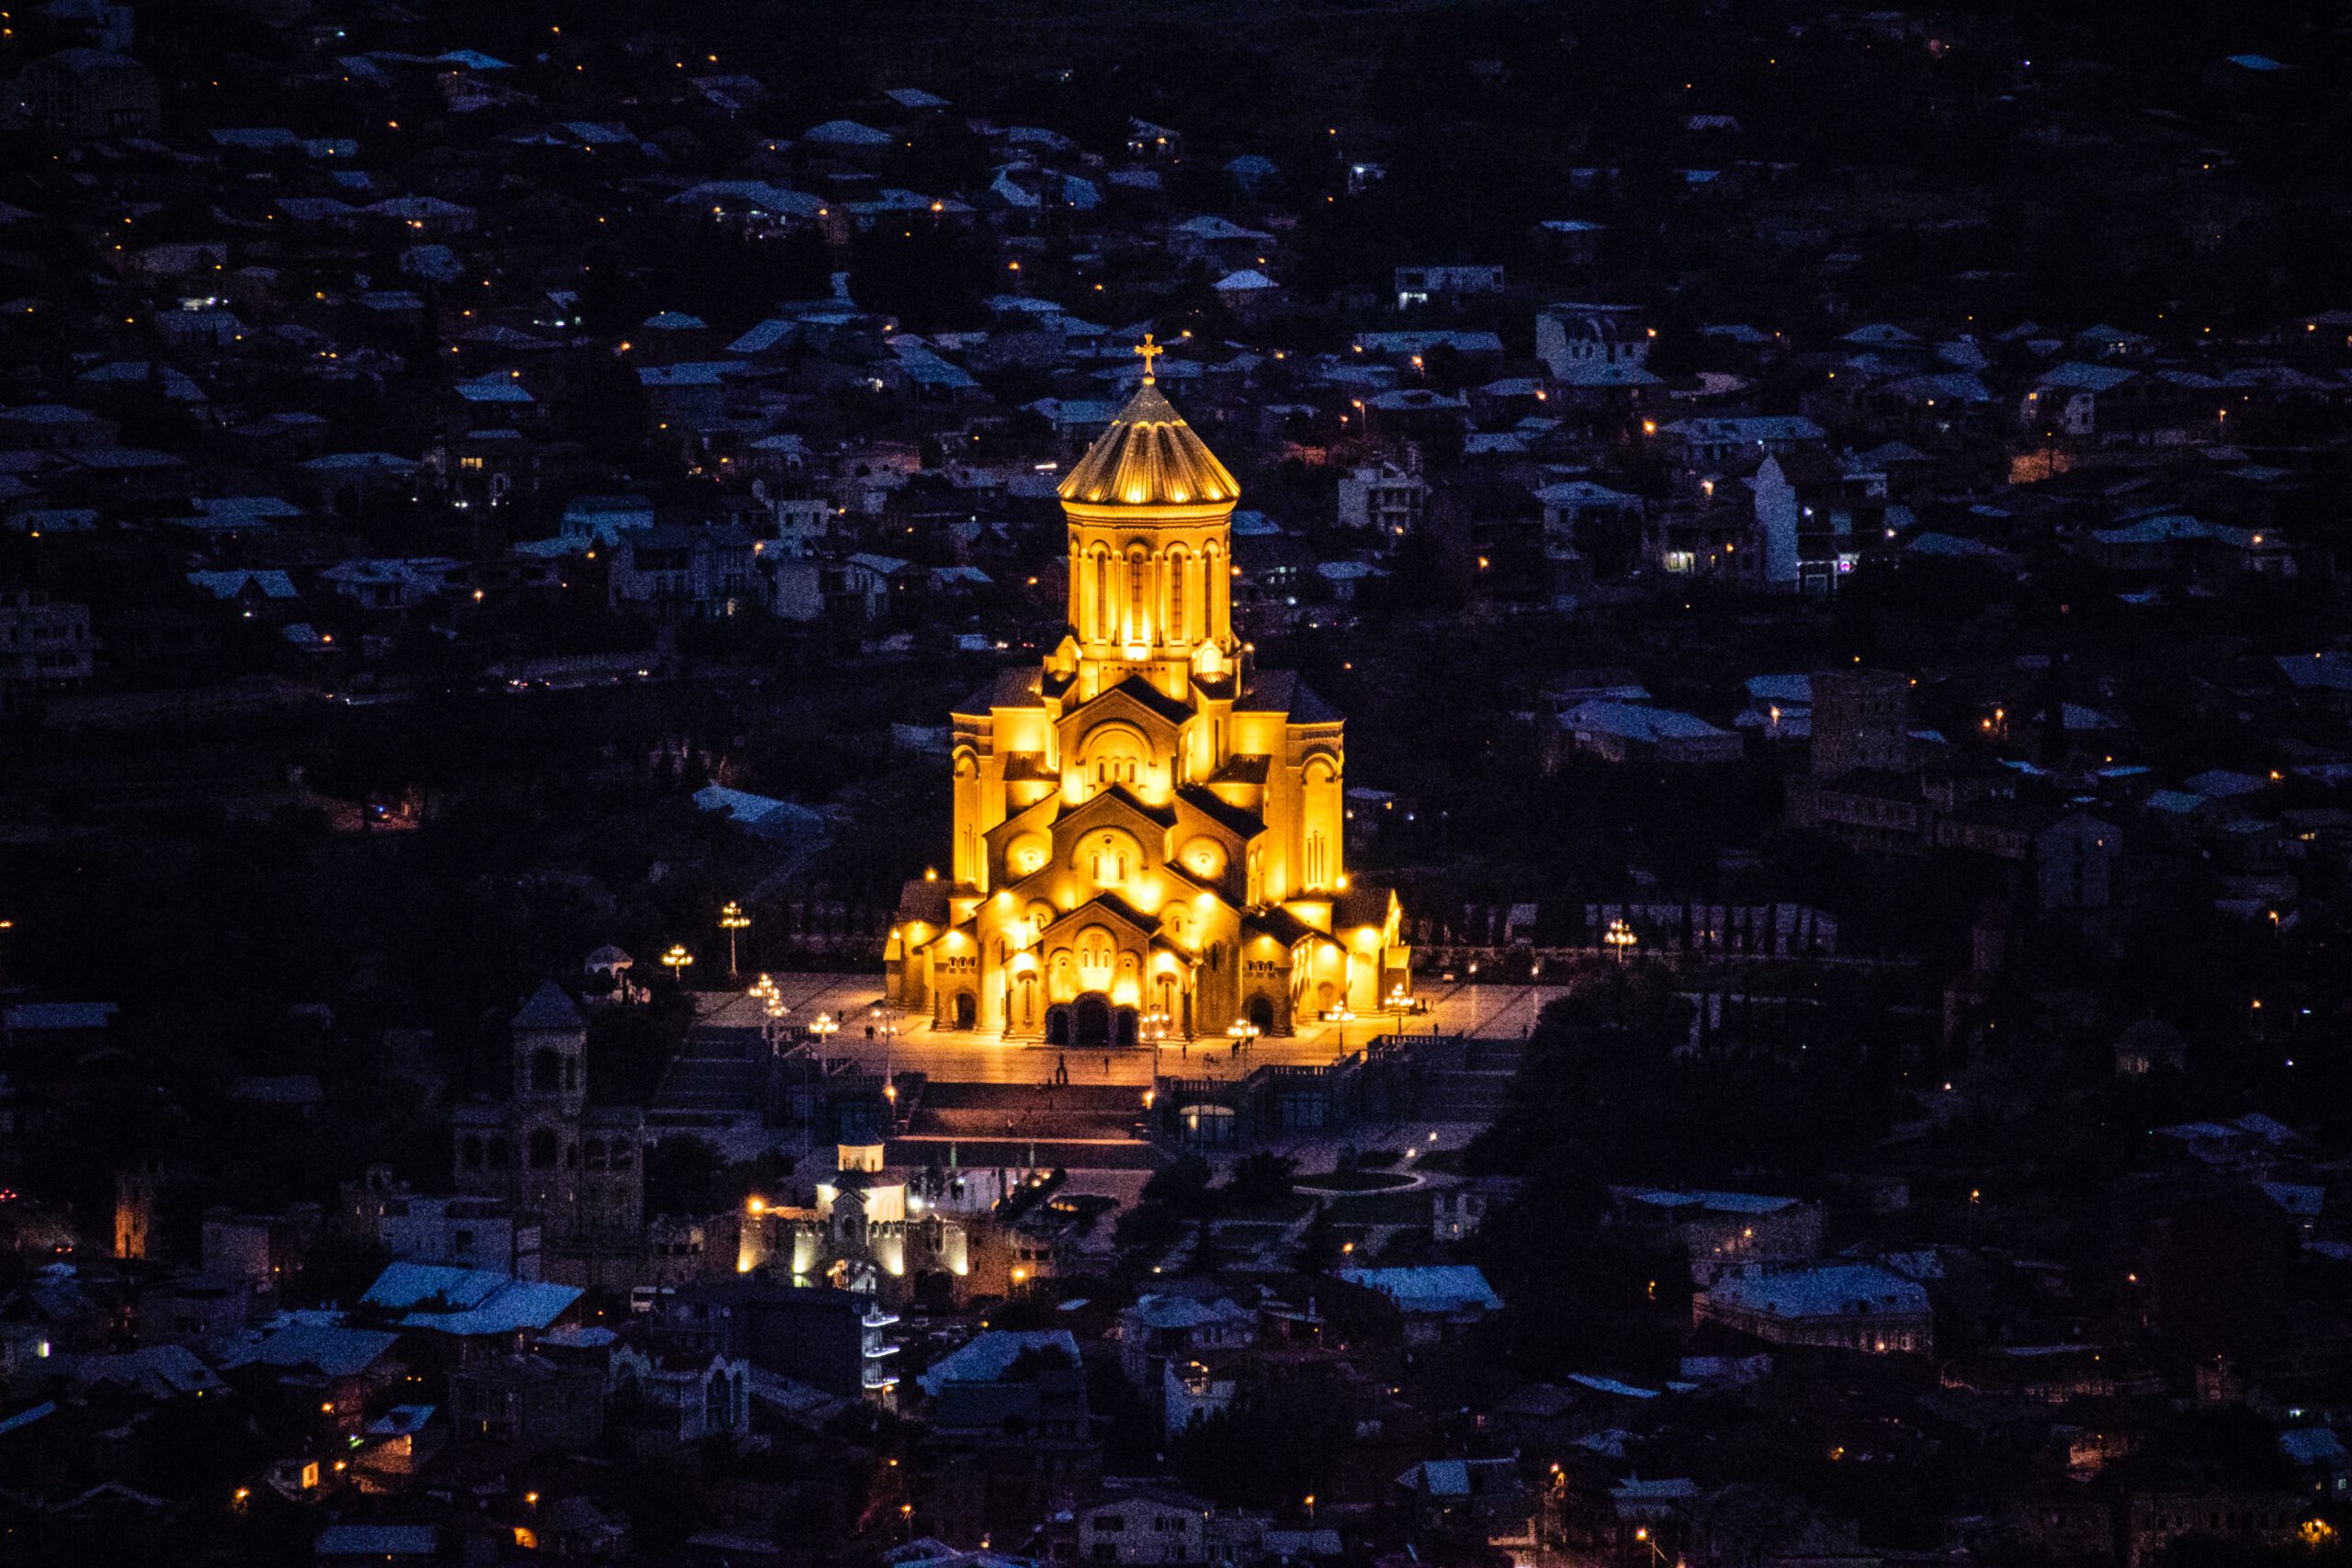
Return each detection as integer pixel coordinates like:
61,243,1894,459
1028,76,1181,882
695,974,1573,1086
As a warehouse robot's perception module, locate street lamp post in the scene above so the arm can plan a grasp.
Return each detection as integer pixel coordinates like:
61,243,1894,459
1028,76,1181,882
1142,1009,1169,1081
661,943,695,987
871,1005,901,1096
1606,918,1637,965
801,1011,839,1156
1385,982,1413,1039
749,974,788,1052
719,901,752,980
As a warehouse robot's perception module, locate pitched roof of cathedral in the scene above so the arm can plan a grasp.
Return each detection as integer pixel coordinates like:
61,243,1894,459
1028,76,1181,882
1095,671,1195,726
1175,784,1265,842
512,981,584,1031
895,876,954,925
1043,889,1162,941
1236,668,1342,725
1056,379,1239,509
956,665,1043,716
1243,905,1323,948
1334,880,1397,931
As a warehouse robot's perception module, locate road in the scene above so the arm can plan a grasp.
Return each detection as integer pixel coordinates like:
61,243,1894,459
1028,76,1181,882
694,974,1572,1087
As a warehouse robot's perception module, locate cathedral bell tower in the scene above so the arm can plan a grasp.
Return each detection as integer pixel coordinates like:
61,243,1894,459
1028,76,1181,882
1052,335,1242,707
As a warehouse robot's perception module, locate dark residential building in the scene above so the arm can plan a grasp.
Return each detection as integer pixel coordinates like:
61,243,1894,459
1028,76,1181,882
12,49,161,139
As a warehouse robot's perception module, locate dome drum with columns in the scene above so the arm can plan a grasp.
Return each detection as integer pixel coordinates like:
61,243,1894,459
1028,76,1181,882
886,340,1410,1046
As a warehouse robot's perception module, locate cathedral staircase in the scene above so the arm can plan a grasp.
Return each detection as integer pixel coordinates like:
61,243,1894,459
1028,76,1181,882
891,1080,1159,1170
1419,1037,1524,1120
648,1023,766,1128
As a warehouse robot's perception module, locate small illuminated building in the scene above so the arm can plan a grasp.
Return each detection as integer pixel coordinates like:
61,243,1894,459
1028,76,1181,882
734,1138,968,1303
886,340,1411,1044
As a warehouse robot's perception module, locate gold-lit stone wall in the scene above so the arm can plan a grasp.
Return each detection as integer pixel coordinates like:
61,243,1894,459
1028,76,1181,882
888,344,1408,1045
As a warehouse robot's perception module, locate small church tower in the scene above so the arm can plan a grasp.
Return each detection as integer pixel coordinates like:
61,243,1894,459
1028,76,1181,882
453,981,646,1288
513,981,587,1115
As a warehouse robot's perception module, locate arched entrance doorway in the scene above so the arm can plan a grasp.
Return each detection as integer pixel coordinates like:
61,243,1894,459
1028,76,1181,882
1114,1010,1138,1048
953,992,977,1030
1245,994,1275,1032
1046,1009,1070,1046
1072,995,1113,1048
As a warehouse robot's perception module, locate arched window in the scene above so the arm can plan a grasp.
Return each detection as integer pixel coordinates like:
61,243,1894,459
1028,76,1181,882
1088,831,1138,888
528,1129,559,1168
530,1048,561,1095
1127,548,1147,639
1092,551,1110,640
706,1371,729,1433
1167,548,1188,641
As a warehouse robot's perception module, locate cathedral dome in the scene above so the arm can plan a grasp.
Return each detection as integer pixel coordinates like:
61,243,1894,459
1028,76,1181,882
1057,375,1238,511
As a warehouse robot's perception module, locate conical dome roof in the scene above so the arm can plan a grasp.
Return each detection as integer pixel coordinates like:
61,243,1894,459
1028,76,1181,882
513,980,584,1031
1057,378,1239,510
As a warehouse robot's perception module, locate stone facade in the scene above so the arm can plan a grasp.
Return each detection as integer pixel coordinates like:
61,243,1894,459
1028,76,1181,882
452,983,645,1289
888,350,1409,1045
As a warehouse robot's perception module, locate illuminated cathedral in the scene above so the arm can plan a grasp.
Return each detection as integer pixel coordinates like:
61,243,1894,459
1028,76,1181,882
885,340,1410,1046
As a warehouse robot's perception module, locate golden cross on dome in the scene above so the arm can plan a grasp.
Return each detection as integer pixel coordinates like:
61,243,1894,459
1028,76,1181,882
1135,333,1163,384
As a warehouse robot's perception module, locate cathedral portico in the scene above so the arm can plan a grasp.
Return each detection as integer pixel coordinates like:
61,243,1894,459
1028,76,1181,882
886,338,1410,1043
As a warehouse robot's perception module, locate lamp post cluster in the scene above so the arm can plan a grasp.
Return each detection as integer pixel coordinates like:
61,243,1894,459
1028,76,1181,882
748,973,788,1050
1605,917,1638,964
718,900,752,979
870,1006,902,1106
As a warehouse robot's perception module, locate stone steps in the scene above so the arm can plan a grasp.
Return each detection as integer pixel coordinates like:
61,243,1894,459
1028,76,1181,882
914,1081,1146,1113
654,1029,764,1115
888,1135,1160,1171
912,1105,1144,1139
